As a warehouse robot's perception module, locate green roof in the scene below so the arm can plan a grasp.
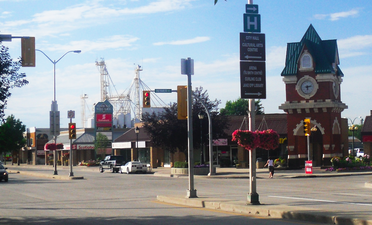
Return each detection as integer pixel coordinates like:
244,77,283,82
281,24,343,77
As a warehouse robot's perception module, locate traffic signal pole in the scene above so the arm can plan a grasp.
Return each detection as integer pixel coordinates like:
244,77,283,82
181,57,197,198
69,118,74,177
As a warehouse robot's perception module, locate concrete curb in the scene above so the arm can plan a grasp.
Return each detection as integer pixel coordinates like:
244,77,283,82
8,170,84,180
156,195,372,225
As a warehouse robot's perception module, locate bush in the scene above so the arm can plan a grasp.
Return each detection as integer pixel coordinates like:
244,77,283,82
174,161,188,168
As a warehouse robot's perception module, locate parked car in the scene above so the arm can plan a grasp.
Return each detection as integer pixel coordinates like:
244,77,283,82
120,161,147,174
0,165,8,182
356,149,364,158
99,155,126,173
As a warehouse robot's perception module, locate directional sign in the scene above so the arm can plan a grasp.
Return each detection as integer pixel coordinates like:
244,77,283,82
240,61,266,99
240,33,265,61
155,89,172,93
244,14,261,33
246,4,258,14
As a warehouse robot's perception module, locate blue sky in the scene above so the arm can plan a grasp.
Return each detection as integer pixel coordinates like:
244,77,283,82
1,0,371,129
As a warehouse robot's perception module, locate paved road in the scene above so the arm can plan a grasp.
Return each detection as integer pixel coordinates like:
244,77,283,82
3,165,372,224
0,166,332,225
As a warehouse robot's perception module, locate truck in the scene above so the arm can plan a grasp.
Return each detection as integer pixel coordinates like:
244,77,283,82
99,155,126,173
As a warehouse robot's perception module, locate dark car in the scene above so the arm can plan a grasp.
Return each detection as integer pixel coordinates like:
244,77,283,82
0,165,8,182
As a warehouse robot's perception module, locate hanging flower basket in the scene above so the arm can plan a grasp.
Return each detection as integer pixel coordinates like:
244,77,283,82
232,129,279,151
257,129,279,150
232,130,259,150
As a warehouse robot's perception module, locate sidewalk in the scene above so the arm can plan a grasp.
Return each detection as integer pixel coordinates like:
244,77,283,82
154,166,372,225
5,164,86,180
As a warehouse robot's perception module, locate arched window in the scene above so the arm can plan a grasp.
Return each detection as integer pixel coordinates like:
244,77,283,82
300,53,312,69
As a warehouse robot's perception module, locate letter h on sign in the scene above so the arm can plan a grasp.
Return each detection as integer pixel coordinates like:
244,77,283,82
244,14,261,33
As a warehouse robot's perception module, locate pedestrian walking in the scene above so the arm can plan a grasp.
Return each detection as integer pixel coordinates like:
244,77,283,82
264,157,275,178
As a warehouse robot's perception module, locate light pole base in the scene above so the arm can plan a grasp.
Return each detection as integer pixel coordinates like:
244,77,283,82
186,189,198,198
69,172,74,177
247,192,260,205
53,171,58,175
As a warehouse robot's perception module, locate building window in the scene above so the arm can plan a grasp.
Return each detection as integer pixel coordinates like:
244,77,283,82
301,53,312,69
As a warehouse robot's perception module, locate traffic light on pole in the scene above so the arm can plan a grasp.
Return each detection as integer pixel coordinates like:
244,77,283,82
69,123,76,139
21,37,35,67
177,85,187,120
143,91,151,108
303,118,311,136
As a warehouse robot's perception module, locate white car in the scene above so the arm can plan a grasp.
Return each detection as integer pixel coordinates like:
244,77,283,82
356,149,364,158
120,161,147,174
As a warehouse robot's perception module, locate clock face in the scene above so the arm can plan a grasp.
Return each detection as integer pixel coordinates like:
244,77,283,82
295,76,318,99
301,81,314,94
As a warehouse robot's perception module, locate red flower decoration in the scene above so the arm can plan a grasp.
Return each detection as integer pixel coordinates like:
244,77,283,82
256,129,279,150
232,130,259,150
232,129,279,151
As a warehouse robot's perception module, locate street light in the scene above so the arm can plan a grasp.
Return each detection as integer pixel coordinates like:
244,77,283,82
349,125,358,156
347,117,362,156
135,126,140,161
198,112,204,165
36,49,81,175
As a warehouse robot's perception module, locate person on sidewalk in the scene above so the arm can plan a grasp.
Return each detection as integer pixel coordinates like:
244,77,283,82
264,157,274,178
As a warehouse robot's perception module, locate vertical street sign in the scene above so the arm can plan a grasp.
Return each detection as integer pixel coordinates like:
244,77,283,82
244,14,261,33
240,61,266,99
240,33,265,61
246,4,259,13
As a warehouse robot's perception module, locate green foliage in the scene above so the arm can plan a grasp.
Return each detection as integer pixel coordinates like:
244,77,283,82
0,44,29,122
214,0,227,5
94,133,110,159
0,115,26,154
142,87,229,159
220,98,264,116
174,161,188,168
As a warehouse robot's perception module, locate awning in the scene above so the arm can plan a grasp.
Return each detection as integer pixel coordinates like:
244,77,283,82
363,135,372,142
44,143,64,151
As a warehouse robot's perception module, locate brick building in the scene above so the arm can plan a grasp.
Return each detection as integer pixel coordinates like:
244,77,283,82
279,25,348,167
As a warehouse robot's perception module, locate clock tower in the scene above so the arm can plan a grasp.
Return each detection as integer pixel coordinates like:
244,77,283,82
279,25,348,167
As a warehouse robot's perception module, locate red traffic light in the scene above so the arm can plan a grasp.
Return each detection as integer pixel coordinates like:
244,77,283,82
70,124,75,129
145,92,149,97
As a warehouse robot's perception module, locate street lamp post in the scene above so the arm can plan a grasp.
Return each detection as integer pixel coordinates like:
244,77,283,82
349,125,358,156
36,49,81,175
198,112,204,165
135,126,140,161
347,117,362,156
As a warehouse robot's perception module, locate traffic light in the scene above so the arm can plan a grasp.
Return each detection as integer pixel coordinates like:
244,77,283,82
143,91,151,108
21,37,35,67
177,85,187,120
69,123,76,139
303,118,310,136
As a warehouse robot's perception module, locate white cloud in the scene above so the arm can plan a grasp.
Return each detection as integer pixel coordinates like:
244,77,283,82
1,0,194,38
266,46,286,71
314,9,359,21
338,35,372,58
153,36,210,46
330,9,359,21
38,35,139,53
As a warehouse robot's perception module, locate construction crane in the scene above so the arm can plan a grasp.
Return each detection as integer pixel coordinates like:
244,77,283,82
94,59,166,128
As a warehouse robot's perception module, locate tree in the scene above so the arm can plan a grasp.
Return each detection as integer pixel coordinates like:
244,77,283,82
0,115,26,156
94,133,110,160
142,87,229,160
214,0,226,4
220,98,264,116
0,44,29,122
